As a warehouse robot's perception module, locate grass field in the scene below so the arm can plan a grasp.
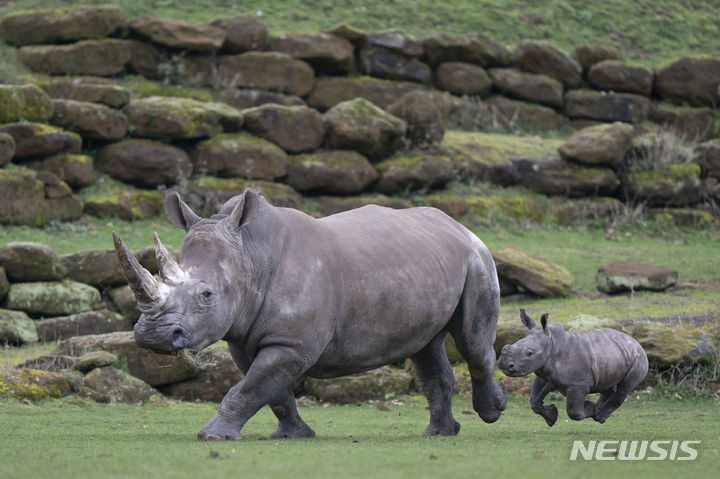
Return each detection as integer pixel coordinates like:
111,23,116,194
0,394,717,479
0,0,719,73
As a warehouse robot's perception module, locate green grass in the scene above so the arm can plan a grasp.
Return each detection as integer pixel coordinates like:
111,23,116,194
1,0,719,67
0,394,717,479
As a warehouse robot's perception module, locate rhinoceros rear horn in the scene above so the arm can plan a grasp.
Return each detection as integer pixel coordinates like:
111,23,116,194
113,232,160,306
154,232,184,283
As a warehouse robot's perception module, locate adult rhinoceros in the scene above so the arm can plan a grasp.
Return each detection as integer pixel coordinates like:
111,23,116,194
113,189,506,440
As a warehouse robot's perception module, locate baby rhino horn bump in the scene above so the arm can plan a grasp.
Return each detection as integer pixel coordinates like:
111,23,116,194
113,231,160,305
153,232,184,282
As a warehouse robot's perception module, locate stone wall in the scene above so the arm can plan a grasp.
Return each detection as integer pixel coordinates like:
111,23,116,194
0,6,719,229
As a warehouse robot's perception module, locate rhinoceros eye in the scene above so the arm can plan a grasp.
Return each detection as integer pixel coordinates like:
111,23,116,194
526,350,533,357
201,290,213,299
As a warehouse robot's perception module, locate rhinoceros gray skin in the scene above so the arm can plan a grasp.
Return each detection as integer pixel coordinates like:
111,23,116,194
498,309,648,427
112,188,507,440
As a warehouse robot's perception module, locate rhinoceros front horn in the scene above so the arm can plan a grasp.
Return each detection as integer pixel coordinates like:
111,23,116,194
113,232,160,306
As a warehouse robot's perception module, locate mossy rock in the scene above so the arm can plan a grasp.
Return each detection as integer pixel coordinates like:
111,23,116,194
285,150,378,195
575,44,622,70
0,167,83,226
315,194,412,216
24,153,95,189
304,366,412,403
358,45,432,84
513,40,582,89
19,39,133,76
129,16,225,51
213,87,304,110
443,131,563,186
79,175,163,220
0,308,39,345
34,77,130,108
488,68,564,108
484,95,567,131
217,52,315,96
553,197,624,225
79,366,160,404
492,246,574,298
374,153,454,194
17,355,76,372
123,96,242,140
564,89,654,123
37,310,132,342
386,90,445,148
211,15,268,53
513,157,620,197
558,122,635,168
596,261,678,294
5,280,101,316
307,75,426,111
0,84,53,124
324,98,407,161
73,351,119,373
190,132,287,181
654,56,720,107
59,249,125,287
0,267,8,301
158,348,245,402
0,369,72,400
49,99,129,141
0,122,81,160
0,241,66,282
242,104,325,153
96,139,191,188
108,285,141,323
587,60,654,96
0,6,126,46
0,132,15,167
422,32,509,67
54,331,199,387
647,208,715,227
271,32,355,74
425,193,549,223
126,79,214,102
621,163,702,206
650,106,718,141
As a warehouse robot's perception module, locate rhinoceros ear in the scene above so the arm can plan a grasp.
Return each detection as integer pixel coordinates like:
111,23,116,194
164,191,201,231
520,309,538,330
540,313,549,333
228,188,263,229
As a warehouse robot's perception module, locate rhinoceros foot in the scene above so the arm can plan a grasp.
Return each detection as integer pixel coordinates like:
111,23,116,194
474,381,507,424
541,404,558,427
422,419,461,437
270,420,316,439
592,408,611,424
197,416,244,441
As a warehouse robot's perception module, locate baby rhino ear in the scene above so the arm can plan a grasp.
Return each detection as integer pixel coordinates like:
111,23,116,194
520,309,538,330
540,313,549,333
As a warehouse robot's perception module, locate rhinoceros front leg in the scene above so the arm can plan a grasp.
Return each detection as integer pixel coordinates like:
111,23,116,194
198,346,310,441
529,377,558,427
227,344,315,439
565,386,596,422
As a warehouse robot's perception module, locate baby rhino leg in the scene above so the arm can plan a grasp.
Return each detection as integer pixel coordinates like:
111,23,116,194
565,387,596,421
594,354,648,424
530,377,558,427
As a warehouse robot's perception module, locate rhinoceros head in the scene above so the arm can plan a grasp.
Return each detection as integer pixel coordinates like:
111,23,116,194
113,190,265,354
497,309,554,377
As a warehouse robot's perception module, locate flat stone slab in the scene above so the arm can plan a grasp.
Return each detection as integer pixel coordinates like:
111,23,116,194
492,247,574,298
596,261,678,294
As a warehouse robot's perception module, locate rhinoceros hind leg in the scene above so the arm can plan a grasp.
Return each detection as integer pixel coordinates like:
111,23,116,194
269,389,316,439
411,331,461,436
565,387,596,421
594,354,648,424
449,253,506,424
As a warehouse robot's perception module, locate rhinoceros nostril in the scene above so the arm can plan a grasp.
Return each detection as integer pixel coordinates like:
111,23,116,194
172,329,186,349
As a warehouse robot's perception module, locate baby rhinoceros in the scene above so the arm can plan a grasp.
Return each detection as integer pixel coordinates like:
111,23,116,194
498,309,647,426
